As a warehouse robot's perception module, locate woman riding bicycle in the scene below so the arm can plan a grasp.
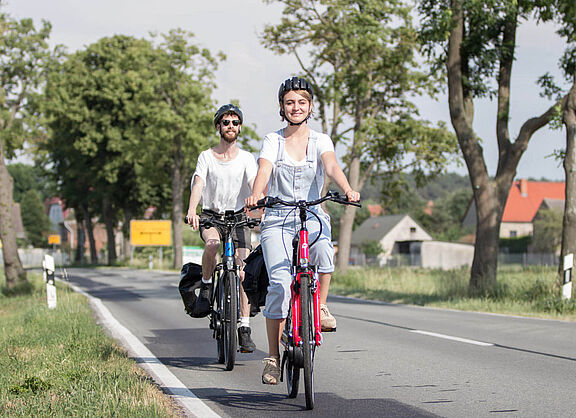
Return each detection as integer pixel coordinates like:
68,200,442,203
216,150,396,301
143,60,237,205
245,77,360,385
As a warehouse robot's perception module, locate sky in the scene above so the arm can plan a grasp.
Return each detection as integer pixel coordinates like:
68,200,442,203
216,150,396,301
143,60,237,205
5,0,570,181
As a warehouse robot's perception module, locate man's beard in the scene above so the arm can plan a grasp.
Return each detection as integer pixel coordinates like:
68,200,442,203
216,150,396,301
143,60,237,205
221,129,239,143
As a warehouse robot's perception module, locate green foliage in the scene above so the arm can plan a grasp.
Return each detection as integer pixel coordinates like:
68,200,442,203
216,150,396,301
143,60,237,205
532,208,563,253
332,265,575,318
0,273,180,416
41,31,222,263
0,10,57,156
20,189,52,247
7,163,52,202
499,236,531,254
262,0,459,181
361,241,383,258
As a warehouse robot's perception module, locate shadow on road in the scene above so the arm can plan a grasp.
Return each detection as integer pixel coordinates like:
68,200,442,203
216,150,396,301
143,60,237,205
177,387,440,417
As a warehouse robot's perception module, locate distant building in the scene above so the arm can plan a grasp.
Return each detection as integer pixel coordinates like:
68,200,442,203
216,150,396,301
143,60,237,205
462,179,565,238
350,214,474,269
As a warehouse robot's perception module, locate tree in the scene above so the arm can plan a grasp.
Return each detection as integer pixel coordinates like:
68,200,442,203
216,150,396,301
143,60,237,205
418,0,571,293
20,189,52,247
43,35,167,265
550,3,576,284
532,208,563,253
561,83,576,284
0,7,55,288
43,32,223,267
262,0,458,271
147,29,221,269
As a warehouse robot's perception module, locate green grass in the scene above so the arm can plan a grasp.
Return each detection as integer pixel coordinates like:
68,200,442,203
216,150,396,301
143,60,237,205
332,265,576,321
0,272,181,417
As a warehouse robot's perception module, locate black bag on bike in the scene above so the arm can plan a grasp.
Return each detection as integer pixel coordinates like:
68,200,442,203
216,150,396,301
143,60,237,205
242,245,269,316
178,262,211,318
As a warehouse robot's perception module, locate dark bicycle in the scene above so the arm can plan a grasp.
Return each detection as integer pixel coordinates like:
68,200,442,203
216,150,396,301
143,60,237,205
252,191,360,409
186,209,260,371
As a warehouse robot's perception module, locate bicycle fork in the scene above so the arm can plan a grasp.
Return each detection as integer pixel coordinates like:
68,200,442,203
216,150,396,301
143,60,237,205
291,268,322,347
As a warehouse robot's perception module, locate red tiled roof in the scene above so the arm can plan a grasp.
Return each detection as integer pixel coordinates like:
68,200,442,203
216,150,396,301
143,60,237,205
502,180,565,222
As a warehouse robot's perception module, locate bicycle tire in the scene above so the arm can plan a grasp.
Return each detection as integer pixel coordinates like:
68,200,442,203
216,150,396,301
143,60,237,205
300,273,315,410
215,275,225,364
223,271,238,371
284,314,300,398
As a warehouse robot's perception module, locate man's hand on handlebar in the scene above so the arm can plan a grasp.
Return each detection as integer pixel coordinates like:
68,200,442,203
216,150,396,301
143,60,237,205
185,212,200,231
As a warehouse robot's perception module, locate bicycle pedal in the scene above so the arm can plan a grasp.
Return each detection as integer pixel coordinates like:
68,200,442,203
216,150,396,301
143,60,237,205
321,327,336,333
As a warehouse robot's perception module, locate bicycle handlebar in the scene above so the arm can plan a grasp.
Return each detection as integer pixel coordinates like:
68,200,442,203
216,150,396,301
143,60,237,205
251,190,361,210
184,207,261,230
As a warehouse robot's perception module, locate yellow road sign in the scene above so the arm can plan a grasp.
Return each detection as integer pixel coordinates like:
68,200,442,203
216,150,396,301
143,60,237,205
48,234,61,245
130,220,172,246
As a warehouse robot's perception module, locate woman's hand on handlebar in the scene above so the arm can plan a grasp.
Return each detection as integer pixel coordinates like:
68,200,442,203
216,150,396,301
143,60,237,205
245,193,263,210
344,189,361,203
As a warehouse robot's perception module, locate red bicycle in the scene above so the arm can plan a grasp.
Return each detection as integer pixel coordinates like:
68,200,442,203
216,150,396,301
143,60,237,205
254,191,360,410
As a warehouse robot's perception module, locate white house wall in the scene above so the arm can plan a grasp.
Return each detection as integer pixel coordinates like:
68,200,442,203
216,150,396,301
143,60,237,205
380,216,433,256
421,241,474,269
500,222,533,238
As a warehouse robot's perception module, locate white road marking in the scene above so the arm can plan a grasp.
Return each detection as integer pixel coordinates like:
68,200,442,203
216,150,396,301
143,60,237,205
67,282,220,418
410,330,494,347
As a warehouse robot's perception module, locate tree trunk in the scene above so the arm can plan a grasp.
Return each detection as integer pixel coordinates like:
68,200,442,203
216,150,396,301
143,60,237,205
172,136,184,269
81,205,98,264
336,154,361,271
0,156,27,288
102,196,116,265
560,82,576,292
469,177,501,292
75,212,85,264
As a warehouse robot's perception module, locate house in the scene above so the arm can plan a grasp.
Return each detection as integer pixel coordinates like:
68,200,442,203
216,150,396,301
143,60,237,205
350,214,475,269
462,179,565,238
350,214,432,266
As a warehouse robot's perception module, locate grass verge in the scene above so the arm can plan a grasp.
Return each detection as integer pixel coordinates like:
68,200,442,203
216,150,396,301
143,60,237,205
332,265,576,321
0,272,182,417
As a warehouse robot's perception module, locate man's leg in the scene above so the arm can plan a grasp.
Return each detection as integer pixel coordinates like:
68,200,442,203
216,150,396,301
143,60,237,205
201,228,220,281
236,246,255,352
197,228,220,310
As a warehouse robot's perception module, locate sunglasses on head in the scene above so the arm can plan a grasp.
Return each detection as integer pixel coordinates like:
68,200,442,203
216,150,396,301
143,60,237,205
221,119,241,126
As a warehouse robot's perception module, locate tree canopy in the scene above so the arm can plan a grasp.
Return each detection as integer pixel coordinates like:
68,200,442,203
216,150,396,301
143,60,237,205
418,0,575,292
262,0,459,270
1,7,57,288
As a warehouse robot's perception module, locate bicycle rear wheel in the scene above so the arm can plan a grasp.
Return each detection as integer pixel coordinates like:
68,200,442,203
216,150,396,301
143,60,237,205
284,312,300,398
223,271,238,371
300,274,315,410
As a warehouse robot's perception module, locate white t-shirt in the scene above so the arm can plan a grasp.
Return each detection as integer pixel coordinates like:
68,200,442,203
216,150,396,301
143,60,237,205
192,148,257,213
258,129,335,165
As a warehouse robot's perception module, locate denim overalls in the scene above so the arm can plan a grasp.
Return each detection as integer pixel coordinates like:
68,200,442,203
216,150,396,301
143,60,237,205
260,129,334,319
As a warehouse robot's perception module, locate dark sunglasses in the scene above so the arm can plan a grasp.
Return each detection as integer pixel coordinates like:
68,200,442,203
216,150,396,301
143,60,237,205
221,119,241,126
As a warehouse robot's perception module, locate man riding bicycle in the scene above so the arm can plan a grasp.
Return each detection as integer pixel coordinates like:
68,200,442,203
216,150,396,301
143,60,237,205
186,104,258,353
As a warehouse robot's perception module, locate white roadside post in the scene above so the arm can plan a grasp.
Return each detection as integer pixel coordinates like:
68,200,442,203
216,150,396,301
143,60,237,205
562,253,573,300
43,254,57,309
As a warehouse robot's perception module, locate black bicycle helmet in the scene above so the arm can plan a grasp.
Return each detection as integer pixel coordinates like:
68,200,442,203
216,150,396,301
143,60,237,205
213,104,243,126
278,77,314,103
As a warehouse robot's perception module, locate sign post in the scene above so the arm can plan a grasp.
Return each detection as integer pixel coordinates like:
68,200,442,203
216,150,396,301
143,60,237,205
43,254,57,309
563,253,573,300
130,220,172,269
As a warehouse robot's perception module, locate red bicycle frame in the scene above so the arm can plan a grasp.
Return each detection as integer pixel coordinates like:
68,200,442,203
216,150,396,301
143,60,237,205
291,228,322,347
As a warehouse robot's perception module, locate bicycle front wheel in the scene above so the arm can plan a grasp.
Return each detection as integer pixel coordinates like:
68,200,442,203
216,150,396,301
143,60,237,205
215,276,225,364
300,274,315,410
223,271,238,371
284,312,300,398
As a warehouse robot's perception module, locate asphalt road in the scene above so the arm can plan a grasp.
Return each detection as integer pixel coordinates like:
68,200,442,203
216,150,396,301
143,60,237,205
65,267,576,417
